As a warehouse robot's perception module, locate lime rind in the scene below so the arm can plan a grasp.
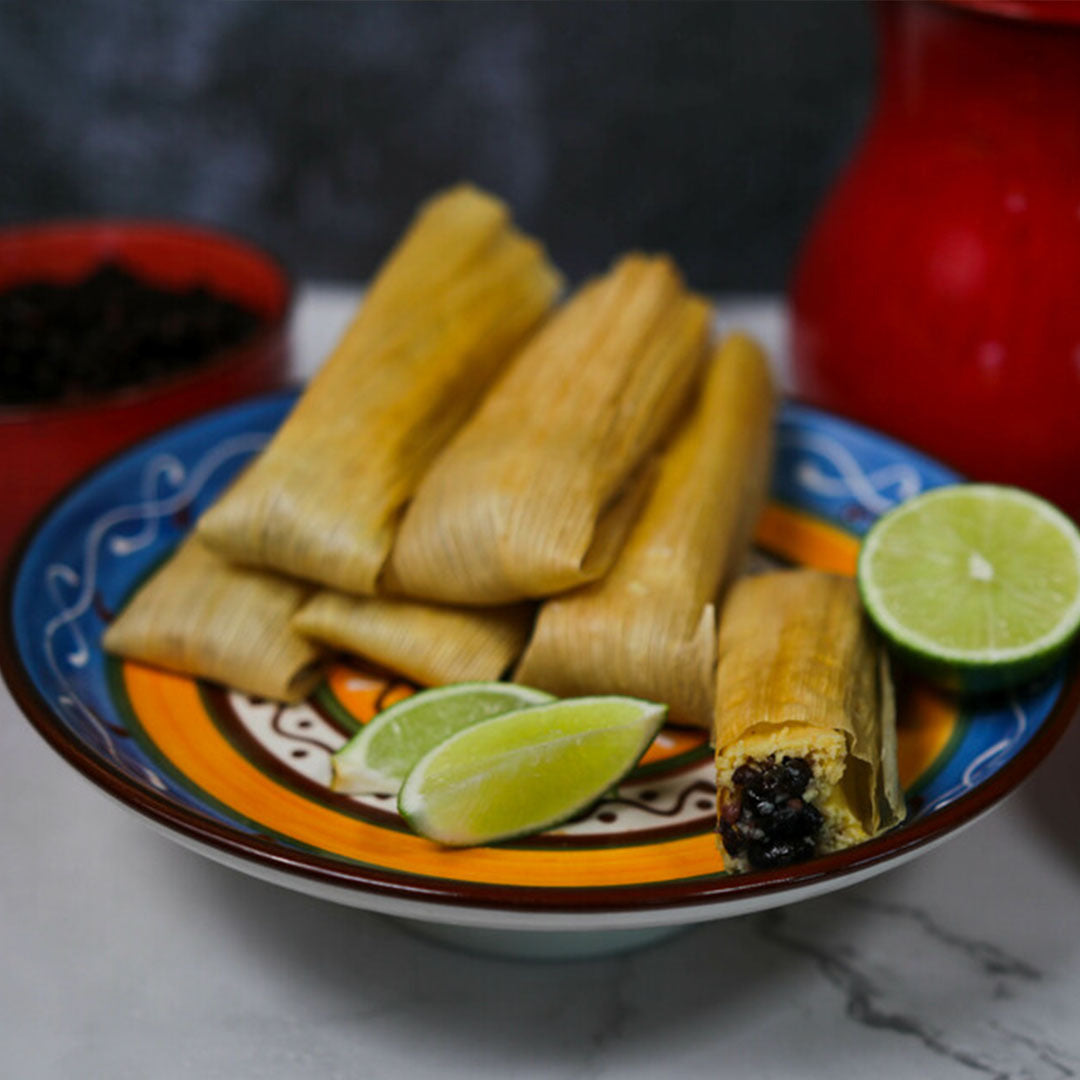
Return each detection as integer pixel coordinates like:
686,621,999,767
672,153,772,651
331,681,555,795
858,484,1080,691
397,695,667,847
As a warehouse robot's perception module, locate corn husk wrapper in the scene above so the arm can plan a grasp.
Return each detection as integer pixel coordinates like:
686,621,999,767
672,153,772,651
198,184,562,595
103,537,325,702
515,332,776,729
293,592,533,687
713,570,905,868
385,254,711,605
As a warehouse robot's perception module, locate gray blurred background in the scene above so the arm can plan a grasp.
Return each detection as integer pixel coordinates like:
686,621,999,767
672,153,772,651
0,1,875,292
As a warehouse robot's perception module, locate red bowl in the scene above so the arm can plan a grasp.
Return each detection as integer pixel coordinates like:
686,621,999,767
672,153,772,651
0,220,291,565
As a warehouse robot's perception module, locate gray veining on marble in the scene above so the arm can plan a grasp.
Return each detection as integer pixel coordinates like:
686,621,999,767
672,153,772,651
757,898,1076,1079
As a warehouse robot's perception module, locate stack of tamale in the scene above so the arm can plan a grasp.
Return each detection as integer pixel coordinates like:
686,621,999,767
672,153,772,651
105,183,777,737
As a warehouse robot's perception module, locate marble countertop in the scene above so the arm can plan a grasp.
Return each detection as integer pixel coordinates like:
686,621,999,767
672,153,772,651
2,289,1078,1079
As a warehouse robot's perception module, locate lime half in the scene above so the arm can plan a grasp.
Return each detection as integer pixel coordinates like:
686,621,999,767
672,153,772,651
398,696,667,847
858,484,1080,693
331,682,554,795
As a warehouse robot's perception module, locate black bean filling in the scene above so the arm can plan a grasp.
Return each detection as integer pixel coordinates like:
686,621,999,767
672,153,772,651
718,756,824,870
0,262,262,405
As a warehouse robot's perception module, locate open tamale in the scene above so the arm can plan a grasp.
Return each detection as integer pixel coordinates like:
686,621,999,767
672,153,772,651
713,569,905,873
293,592,534,687
198,184,562,595
385,253,711,605
515,332,776,728
103,536,325,702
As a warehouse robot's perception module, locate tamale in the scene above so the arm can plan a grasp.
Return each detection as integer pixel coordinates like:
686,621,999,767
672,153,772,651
713,570,905,873
198,184,562,595
103,536,325,702
385,254,711,605
515,333,776,728
293,592,533,687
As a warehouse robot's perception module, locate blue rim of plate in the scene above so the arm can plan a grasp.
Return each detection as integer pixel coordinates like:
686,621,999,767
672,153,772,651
1,390,1077,915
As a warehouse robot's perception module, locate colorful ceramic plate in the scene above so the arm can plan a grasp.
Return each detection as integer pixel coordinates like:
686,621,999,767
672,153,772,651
3,392,1077,956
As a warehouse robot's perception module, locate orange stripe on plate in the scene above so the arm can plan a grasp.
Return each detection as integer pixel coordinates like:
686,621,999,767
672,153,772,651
896,682,957,789
755,503,859,575
125,664,725,888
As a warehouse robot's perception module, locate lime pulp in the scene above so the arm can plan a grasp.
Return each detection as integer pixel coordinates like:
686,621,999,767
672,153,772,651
331,681,554,795
857,484,1080,693
398,695,667,847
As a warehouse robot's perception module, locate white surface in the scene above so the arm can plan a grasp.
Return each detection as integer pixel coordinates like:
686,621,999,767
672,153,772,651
3,289,1079,1078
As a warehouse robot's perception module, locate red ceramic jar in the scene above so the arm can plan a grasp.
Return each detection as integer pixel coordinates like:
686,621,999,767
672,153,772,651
0,221,290,564
791,0,1080,516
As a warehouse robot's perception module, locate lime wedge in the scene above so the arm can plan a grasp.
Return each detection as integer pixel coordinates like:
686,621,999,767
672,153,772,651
858,484,1080,693
332,682,554,795
398,696,667,846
